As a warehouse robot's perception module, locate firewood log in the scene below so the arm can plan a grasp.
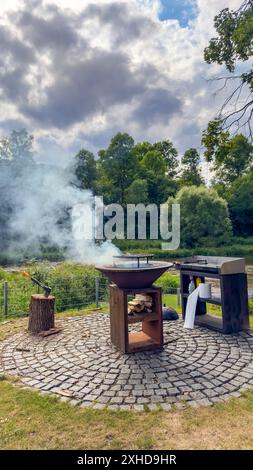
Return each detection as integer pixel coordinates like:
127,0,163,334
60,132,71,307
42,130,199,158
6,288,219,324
29,294,55,334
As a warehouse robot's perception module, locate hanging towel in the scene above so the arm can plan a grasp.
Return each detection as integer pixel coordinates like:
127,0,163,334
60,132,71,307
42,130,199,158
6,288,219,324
184,287,200,329
183,283,212,329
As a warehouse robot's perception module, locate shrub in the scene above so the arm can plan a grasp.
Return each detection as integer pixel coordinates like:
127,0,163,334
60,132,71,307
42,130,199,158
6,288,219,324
156,272,180,292
0,262,109,317
168,186,233,248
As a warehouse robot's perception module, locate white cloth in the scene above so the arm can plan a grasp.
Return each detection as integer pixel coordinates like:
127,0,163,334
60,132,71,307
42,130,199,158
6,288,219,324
184,286,200,329
183,283,211,329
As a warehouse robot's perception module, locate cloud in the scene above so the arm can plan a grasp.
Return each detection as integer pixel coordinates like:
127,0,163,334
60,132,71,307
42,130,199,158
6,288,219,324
0,0,245,157
21,51,149,128
0,24,35,101
0,118,28,132
84,2,154,44
15,6,78,52
132,88,181,125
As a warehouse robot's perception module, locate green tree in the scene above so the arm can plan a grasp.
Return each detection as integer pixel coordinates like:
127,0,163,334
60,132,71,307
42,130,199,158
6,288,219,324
97,132,136,204
226,171,253,236
153,140,178,177
132,141,153,162
145,173,178,205
180,148,204,186
125,179,149,204
168,186,232,247
130,139,179,205
202,124,253,183
132,139,178,177
204,1,253,139
141,149,166,175
74,149,97,191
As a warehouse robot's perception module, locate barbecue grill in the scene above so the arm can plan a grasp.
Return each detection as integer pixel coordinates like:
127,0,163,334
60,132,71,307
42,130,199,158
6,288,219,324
96,253,172,289
175,256,246,275
96,254,172,353
176,255,249,333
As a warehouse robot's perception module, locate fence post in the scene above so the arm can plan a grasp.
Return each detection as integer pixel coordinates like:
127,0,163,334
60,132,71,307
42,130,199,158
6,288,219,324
177,287,181,306
95,278,99,308
4,281,8,319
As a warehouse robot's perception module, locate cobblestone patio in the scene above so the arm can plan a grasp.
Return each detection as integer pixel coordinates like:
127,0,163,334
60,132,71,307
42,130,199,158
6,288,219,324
1,313,253,411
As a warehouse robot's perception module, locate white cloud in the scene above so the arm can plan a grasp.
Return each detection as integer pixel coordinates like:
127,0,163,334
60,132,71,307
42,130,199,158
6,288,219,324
0,0,246,160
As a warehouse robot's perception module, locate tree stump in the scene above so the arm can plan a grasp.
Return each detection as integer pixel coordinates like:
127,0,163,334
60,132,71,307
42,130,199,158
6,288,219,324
28,294,55,334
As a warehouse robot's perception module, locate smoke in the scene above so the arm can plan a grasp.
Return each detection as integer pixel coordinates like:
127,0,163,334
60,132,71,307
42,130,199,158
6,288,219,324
0,157,120,264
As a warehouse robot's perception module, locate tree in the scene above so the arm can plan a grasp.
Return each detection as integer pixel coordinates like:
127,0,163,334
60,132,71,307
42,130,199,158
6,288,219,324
129,139,179,205
97,133,136,204
180,148,204,186
153,140,178,177
204,0,253,139
0,129,34,162
132,141,153,162
141,149,166,175
125,179,149,204
226,171,253,236
138,150,178,204
202,124,253,183
168,186,232,247
74,149,97,191
140,172,177,206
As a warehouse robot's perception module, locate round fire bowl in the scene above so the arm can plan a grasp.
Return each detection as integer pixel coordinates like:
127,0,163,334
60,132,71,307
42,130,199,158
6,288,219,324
96,261,172,289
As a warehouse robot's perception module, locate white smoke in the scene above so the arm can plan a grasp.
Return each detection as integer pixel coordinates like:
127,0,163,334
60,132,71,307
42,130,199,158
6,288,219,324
70,200,120,264
3,158,120,264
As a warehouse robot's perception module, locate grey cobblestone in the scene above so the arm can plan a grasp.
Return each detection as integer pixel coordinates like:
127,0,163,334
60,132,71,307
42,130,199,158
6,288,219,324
1,315,253,411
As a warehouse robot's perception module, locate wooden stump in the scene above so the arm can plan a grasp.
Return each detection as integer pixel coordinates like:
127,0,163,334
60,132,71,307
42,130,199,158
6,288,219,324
28,294,55,334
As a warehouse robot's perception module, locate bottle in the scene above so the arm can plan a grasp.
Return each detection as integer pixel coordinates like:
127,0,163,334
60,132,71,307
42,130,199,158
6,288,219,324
196,277,202,287
188,276,195,294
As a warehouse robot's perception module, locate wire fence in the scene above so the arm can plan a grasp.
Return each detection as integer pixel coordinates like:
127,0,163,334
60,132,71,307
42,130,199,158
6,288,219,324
0,278,180,320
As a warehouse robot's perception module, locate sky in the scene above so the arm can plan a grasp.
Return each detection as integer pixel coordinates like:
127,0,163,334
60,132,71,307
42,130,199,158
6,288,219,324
0,0,244,164
159,0,198,27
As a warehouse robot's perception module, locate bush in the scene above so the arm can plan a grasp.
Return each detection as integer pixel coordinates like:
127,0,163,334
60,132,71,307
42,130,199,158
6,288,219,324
155,272,180,292
168,186,233,248
46,263,108,312
226,172,253,236
0,262,109,317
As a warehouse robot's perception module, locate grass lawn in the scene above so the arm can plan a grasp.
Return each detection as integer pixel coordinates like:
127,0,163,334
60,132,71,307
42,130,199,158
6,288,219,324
1,377,253,450
1,307,253,450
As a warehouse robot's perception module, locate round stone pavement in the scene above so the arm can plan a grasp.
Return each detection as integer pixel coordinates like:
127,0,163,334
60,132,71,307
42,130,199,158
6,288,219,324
1,314,253,411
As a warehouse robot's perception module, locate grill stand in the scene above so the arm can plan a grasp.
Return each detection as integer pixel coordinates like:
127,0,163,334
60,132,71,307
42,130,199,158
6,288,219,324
109,285,163,353
180,269,249,333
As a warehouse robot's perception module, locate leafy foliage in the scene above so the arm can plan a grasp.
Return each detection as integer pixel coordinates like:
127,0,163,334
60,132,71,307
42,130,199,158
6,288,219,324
226,170,253,236
125,179,149,204
97,132,136,204
180,148,204,186
202,122,253,183
152,140,178,177
204,3,253,73
155,272,180,291
204,0,253,139
74,149,97,191
0,262,108,315
168,186,232,247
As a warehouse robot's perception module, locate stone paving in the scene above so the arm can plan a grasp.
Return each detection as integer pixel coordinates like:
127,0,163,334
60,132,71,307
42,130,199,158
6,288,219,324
1,313,253,411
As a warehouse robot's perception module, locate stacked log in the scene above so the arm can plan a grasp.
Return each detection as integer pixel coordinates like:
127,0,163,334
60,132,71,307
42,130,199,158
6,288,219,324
128,293,153,315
